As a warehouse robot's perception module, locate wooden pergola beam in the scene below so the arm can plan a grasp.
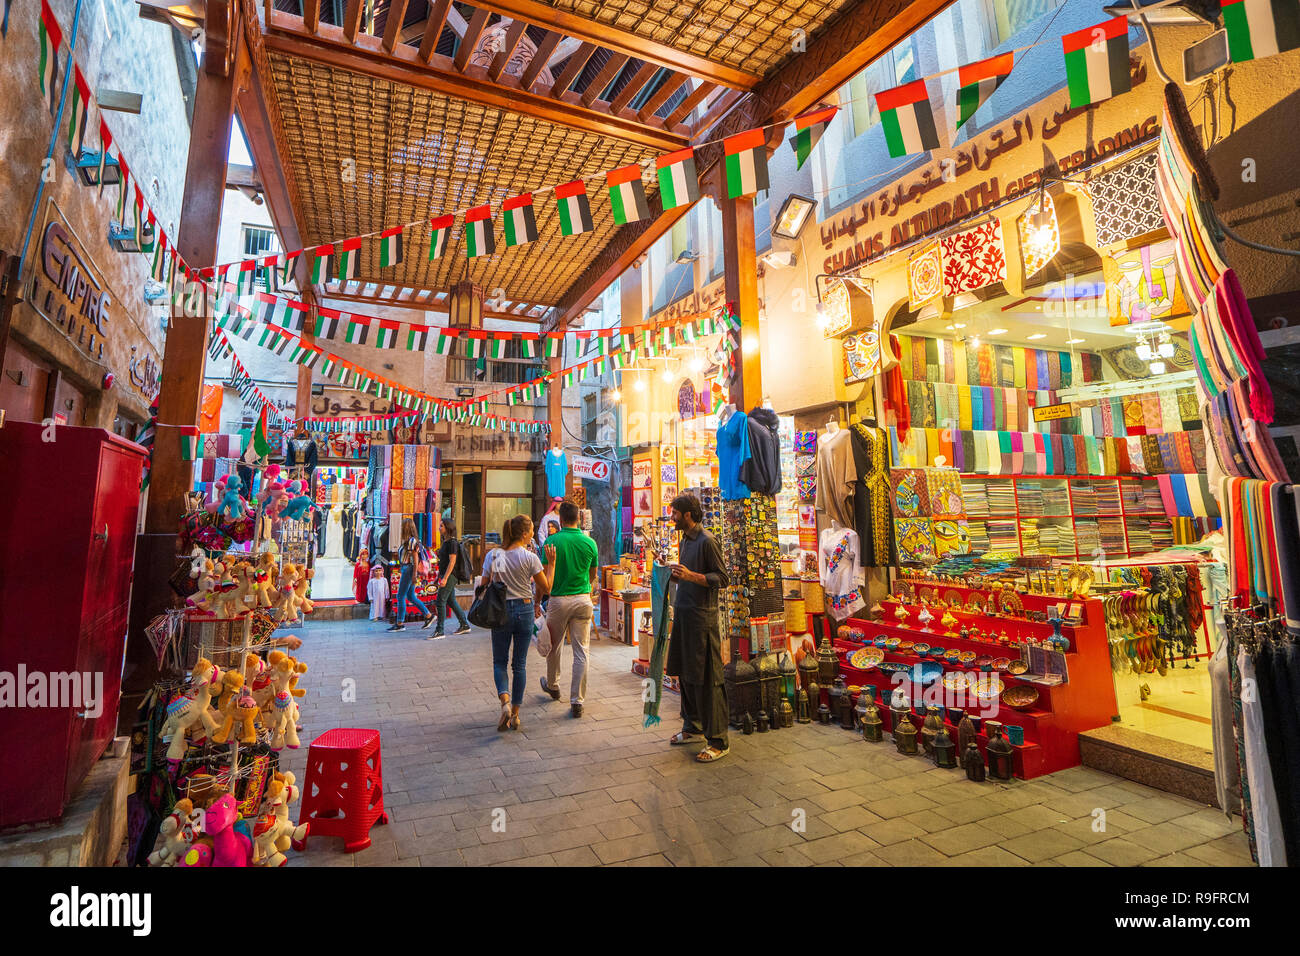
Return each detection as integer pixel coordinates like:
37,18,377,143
452,6,490,72
608,62,657,113
264,13,687,152
445,0,759,90
548,40,595,98
382,0,410,53
303,0,321,34
342,0,364,43
488,18,528,82
637,71,687,124
664,80,715,128
417,0,453,63
519,30,560,91
580,52,627,107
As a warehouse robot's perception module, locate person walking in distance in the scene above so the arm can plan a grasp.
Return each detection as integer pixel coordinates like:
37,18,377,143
431,517,472,638
390,517,435,632
665,494,731,762
484,515,550,731
539,500,599,717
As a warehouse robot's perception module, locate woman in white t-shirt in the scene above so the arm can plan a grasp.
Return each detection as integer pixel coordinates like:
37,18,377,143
484,514,550,731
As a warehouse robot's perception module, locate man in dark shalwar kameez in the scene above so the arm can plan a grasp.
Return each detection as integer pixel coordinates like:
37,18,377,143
665,494,731,763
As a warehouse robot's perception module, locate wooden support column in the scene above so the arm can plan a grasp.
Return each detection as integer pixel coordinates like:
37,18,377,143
124,30,243,730
296,289,316,420
547,320,567,496
721,193,761,411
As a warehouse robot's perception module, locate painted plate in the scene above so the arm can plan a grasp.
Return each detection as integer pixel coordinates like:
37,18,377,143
1007,660,1029,675
992,658,1012,672
1002,685,1039,709
942,671,971,692
848,647,885,671
970,676,1005,700
912,661,944,686
878,662,911,675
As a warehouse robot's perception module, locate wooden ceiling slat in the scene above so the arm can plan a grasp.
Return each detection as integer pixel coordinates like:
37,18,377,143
608,62,657,114
580,52,627,107
417,0,453,63
691,88,744,136
549,41,596,99
664,80,716,128
303,0,321,34
436,0,761,90
381,0,410,53
342,0,364,43
636,72,688,125
519,31,560,91
453,7,491,73
487,18,528,82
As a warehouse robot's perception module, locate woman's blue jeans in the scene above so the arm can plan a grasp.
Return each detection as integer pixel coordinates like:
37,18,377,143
492,598,533,703
395,564,430,624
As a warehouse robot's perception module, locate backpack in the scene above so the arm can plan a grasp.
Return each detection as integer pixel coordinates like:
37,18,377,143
453,538,473,583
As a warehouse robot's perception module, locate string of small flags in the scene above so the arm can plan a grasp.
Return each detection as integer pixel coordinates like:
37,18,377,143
207,333,289,427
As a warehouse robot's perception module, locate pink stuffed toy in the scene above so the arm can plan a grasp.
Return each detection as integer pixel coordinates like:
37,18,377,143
179,793,253,867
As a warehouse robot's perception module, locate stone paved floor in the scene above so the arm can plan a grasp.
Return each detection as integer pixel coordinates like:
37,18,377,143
279,618,1254,867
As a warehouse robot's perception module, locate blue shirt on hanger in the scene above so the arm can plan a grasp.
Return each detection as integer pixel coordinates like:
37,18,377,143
545,449,568,499
717,410,752,501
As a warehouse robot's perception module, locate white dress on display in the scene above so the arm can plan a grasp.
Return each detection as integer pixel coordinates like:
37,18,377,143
818,524,865,621
326,505,345,559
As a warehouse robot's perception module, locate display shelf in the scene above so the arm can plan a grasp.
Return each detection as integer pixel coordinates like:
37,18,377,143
823,587,1117,779
959,474,1176,558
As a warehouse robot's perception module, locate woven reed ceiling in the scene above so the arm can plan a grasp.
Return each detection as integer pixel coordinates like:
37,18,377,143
268,52,661,306
544,0,858,75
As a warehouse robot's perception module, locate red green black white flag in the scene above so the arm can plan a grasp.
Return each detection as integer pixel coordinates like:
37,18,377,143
311,245,334,284
236,258,259,295
876,80,940,158
96,119,112,196
723,129,769,199
544,334,563,358
656,148,699,210
520,335,539,359
38,0,62,115
251,292,282,326
375,320,401,349
283,299,310,333
345,316,369,345
407,326,430,351
280,250,301,286
336,237,361,282
434,332,454,355
555,180,594,236
378,226,404,268
956,52,1014,130
465,205,495,258
607,165,650,225
428,214,453,260
260,253,282,292
1222,0,1300,61
150,232,168,282
314,307,341,339
503,194,538,248
790,106,837,170
68,64,91,157
1062,18,1131,108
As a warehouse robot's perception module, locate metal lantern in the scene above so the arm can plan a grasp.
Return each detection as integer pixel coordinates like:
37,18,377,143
795,689,812,724
861,695,884,743
816,635,837,686
837,690,855,730
778,697,794,729
854,685,875,728
729,654,760,728
756,652,781,725
894,712,919,755
889,696,910,741
817,702,832,724
985,721,1015,781
827,675,846,725
798,648,820,694
777,649,798,704
963,742,987,782
756,709,770,733
933,726,958,769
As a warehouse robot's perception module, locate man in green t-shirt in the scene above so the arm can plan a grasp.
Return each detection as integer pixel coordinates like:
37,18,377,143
540,501,599,717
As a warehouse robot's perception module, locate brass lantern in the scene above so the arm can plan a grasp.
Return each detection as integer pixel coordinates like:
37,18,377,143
894,712,919,755
816,635,837,686
757,653,781,726
796,689,812,724
798,649,820,695
777,649,798,704
729,654,759,728
933,726,958,769
985,721,1015,781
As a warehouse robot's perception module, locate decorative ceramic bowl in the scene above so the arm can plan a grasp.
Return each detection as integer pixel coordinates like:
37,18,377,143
898,641,915,653
976,656,993,671
913,642,931,657
944,649,962,663
970,676,1005,701
1007,660,1029,675
885,637,902,649
837,625,853,640
874,637,888,648
848,647,885,671
928,645,945,659
992,658,1012,672
849,628,866,643
878,662,911,675
942,671,970,692
1002,685,1039,709
912,661,944,687
958,651,977,664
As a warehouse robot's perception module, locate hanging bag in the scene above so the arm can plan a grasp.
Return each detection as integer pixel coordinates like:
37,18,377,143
468,579,508,630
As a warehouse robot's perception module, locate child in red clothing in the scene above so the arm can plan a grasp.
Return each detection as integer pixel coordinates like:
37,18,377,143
353,549,371,604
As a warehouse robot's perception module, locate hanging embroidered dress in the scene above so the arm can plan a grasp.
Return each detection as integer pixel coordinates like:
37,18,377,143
818,526,865,621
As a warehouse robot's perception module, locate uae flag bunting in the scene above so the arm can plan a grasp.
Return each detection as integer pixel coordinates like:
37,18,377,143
345,317,369,345
68,65,91,157
311,245,334,284
562,369,576,388
179,426,200,461
251,292,281,325
115,155,130,224
618,332,634,352
96,119,112,196
378,226,404,268
876,79,940,158
284,300,310,333
594,357,608,376
489,338,507,359
375,320,401,349
236,259,259,295
428,214,454,260
502,194,539,248
320,355,337,377
465,205,495,258
336,362,352,385
595,333,612,356
435,332,454,355
260,254,281,292
256,323,282,350
555,180,594,236
1062,18,1131,108
544,334,563,358
150,233,168,282
656,148,700,210
520,335,538,359
956,52,1014,130
507,390,519,407
38,0,62,114
1222,0,1300,61
612,351,628,370
680,322,696,344
407,326,430,351
288,342,314,366
314,307,341,339
235,308,258,340
336,237,361,282
724,129,770,199
607,165,651,225
280,250,301,286
791,105,837,170
642,330,658,357
463,336,484,359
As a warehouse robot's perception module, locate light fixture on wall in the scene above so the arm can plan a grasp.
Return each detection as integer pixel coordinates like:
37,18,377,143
75,150,120,187
773,194,818,239
675,249,699,265
108,222,141,254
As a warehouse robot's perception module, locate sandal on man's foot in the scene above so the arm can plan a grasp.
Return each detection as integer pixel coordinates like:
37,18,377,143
696,746,729,763
669,731,699,746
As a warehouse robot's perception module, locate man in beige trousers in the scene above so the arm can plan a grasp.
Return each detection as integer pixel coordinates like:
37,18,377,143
540,501,599,717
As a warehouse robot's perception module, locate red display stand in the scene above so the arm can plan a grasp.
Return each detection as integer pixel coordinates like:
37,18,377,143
834,586,1118,780
0,422,146,827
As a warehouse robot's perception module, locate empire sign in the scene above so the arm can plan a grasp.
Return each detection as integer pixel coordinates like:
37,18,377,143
32,219,111,361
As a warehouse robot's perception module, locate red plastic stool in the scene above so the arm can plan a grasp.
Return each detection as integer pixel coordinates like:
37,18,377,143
297,728,387,853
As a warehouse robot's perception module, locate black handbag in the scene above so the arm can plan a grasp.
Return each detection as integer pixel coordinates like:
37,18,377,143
468,580,508,630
